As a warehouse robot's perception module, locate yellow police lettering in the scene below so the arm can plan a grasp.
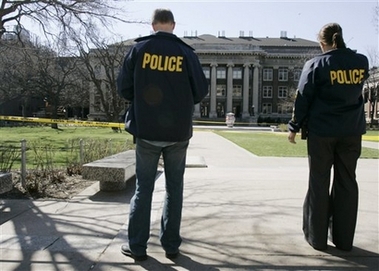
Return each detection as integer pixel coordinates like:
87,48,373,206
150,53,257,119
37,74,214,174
330,71,337,83
330,69,365,85
150,54,159,69
141,53,183,72
157,56,166,71
352,69,360,83
142,53,151,68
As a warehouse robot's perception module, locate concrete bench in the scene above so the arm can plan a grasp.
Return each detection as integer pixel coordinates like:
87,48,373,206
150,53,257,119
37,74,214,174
82,150,136,192
0,172,13,194
81,148,207,192
270,125,280,132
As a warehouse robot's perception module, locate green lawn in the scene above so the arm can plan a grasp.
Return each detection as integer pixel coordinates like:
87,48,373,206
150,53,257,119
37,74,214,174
0,126,135,170
0,126,133,143
214,130,379,159
1,126,378,172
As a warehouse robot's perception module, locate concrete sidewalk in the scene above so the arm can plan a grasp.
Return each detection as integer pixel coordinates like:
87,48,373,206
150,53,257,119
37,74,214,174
1,131,378,271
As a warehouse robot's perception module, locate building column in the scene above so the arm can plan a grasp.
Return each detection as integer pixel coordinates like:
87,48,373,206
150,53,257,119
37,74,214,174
209,63,217,118
242,63,251,118
193,103,201,118
252,62,260,116
226,63,234,113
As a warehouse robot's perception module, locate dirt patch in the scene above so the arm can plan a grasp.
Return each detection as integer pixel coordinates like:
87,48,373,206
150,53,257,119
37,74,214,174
0,171,96,200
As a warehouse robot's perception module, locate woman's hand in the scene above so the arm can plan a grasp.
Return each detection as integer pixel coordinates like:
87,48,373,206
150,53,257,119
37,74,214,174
288,131,297,144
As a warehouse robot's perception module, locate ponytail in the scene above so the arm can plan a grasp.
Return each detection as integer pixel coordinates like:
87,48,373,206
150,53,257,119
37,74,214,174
332,32,346,49
318,23,346,49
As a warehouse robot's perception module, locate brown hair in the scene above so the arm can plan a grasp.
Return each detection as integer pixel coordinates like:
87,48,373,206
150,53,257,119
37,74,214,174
318,23,346,49
152,9,175,25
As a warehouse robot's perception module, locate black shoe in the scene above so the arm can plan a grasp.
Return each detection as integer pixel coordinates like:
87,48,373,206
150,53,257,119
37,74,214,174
335,245,352,251
306,240,327,251
165,251,179,259
120,244,147,261
312,245,327,251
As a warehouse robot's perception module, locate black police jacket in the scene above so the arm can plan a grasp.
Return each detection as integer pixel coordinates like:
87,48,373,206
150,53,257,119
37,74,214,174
117,32,209,142
288,48,369,137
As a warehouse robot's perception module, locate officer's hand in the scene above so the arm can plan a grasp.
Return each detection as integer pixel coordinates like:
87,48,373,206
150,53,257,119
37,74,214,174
288,131,297,144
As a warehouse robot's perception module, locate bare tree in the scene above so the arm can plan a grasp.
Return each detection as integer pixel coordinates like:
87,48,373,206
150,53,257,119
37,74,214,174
34,52,82,127
277,49,321,116
60,77,89,120
0,32,90,122
71,30,127,123
0,0,141,43
0,38,42,116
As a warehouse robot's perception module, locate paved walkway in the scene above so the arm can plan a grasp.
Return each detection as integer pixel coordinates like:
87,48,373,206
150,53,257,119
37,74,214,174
0,131,378,271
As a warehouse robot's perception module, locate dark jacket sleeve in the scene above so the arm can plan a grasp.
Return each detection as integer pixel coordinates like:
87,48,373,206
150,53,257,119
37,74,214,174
117,47,136,101
288,59,316,132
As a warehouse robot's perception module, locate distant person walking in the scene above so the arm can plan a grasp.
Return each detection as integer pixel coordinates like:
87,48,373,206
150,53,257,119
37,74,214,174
287,23,369,251
117,8,208,261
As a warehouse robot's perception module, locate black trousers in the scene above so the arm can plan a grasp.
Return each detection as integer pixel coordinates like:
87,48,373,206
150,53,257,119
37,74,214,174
303,132,361,250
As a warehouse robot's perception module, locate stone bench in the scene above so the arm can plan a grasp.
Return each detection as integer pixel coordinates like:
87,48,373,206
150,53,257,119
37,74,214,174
82,150,136,191
270,125,280,132
0,172,13,194
81,149,207,192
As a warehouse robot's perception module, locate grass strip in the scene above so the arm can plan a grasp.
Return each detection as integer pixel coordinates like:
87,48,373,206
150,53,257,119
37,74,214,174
214,130,378,159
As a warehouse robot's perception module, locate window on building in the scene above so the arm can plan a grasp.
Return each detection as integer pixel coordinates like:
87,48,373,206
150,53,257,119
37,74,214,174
278,86,288,98
263,68,273,81
216,67,226,79
262,103,272,114
278,68,288,81
233,85,242,97
217,102,225,117
232,68,242,79
203,67,210,79
216,84,226,96
201,101,209,117
293,69,302,81
263,86,273,98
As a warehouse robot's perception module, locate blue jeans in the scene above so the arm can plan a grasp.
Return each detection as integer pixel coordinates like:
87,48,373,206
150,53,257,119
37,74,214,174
128,138,189,256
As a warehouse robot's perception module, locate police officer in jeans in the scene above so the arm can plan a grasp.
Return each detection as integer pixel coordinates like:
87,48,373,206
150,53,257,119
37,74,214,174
288,23,369,251
117,9,208,261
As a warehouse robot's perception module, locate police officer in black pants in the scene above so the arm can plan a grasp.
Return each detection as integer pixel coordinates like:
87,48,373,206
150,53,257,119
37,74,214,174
288,23,369,251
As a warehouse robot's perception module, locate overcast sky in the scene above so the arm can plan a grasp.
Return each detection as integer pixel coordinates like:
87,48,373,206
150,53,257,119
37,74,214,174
109,0,378,66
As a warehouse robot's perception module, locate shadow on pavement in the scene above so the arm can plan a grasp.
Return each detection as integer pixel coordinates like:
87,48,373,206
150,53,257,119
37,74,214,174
0,180,136,271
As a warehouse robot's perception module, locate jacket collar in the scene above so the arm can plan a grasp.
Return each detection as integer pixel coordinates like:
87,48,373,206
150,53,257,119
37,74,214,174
135,32,194,50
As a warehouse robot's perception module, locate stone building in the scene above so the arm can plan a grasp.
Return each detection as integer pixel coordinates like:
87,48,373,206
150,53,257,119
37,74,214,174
364,67,379,126
89,31,322,124
182,32,321,124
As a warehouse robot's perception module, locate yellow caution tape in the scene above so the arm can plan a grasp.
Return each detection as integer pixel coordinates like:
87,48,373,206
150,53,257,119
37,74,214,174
0,115,123,128
0,115,260,127
362,135,379,141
